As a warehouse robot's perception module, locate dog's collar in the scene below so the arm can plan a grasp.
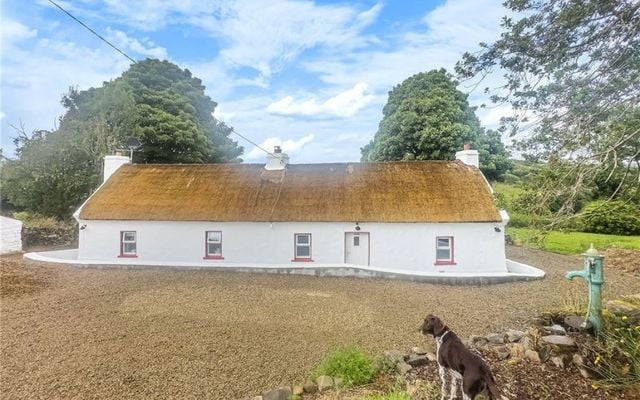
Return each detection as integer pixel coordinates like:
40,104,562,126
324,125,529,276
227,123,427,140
435,326,449,337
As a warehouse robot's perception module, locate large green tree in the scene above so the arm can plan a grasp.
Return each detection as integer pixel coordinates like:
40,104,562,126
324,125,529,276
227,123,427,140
457,0,640,220
2,59,243,218
361,69,512,180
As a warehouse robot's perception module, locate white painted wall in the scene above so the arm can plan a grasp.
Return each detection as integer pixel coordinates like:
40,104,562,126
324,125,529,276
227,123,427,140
1,216,23,254
77,220,507,273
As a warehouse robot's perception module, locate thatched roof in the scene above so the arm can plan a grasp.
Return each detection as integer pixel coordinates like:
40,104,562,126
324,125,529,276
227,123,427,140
79,161,501,223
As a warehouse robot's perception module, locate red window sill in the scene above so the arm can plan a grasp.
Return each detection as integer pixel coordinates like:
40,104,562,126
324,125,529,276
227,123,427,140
118,254,138,258
434,261,456,266
292,258,314,262
203,255,225,260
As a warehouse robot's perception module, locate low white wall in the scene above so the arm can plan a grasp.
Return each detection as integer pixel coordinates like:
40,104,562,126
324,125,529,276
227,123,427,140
1,216,23,254
77,220,507,273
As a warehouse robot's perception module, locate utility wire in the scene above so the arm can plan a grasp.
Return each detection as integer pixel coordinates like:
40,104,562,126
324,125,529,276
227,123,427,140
47,0,137,64
230,128,276,158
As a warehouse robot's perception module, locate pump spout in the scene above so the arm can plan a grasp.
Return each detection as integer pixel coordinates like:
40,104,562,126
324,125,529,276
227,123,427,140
565,270,588,281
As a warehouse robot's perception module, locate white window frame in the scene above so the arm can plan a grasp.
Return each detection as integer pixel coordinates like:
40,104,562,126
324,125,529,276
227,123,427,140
435,236,454,264
205,231,223,258
120,231,137,257
294,233,312,260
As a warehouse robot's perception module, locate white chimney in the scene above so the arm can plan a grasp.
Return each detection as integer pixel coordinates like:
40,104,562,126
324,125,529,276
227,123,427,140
455,143,479,168
103,152,130,182
265,146,289,170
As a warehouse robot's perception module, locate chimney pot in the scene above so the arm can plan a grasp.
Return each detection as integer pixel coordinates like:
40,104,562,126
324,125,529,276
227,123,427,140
274,146,282,154
463,143,471,151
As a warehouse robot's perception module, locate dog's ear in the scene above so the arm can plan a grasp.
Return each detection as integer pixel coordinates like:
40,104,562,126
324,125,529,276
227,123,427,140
432,316,446,336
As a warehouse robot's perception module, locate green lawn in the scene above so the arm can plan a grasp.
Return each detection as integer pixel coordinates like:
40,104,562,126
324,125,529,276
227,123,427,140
492,182,523,210
507,227,640,255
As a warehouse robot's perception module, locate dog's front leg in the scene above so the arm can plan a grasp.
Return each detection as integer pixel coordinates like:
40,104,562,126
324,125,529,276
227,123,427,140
438,365,449,400
448,369,460,400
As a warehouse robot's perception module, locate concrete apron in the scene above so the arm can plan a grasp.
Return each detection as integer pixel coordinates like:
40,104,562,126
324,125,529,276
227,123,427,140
24,249,545,286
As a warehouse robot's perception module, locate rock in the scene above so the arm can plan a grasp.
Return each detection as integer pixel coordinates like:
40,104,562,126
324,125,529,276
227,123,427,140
396,362,413,374
544,324,566,335
315,376,333,392
486,333,506,344
425,352,437,362
493,345,511,360
252,397,263,400
572,354,584,368
550,356,566,369
541,335,576,347
521,335,535,352
262,387,292,400
470,335,489,347
538,345,552,363
525,349,541,363
303,380,317,394
333,377,343,388
565,315,590,330
292,385,304,396
507,343,525,360
411,346,428,355
406,355,429,367
606,299,640,324
506,330,525,343
578,367,592,379
384,350,406,364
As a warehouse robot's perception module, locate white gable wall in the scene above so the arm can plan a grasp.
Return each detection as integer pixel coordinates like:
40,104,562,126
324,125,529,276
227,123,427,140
78,220,507,273
1,216,23,254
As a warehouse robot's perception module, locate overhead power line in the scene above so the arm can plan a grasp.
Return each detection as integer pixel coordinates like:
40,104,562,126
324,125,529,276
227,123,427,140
47,0,137,64
230,128,277,158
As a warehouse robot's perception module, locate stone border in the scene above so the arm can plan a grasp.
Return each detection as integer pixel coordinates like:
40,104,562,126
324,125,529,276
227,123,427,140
24,249,545,286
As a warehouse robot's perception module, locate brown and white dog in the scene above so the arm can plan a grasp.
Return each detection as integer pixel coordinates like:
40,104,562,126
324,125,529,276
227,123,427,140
420,314,499,400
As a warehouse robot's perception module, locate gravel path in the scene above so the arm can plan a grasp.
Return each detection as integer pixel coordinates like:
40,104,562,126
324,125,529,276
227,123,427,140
1,247,638,399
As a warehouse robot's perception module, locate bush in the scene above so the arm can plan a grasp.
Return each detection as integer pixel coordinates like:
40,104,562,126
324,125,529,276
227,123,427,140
503,172,520,185
579,200,640,235
313,346,376,387
12,211,59,228
507,213,552,228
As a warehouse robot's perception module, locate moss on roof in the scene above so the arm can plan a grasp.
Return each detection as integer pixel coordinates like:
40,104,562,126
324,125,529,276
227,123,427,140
79,161,501,223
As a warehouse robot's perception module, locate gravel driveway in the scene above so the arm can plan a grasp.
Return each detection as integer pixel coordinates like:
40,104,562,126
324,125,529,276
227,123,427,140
1,246,638,399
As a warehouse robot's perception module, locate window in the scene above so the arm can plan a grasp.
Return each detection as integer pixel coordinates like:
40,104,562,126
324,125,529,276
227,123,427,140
293,233,312,261
205,231,223,259
354,236,360,246
435,236,454,264
120,231,137,257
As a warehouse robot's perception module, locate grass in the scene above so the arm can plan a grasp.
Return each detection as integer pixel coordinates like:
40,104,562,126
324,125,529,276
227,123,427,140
507,227,640,255
358,392,411,400
493,182,523,209
313,346,376,387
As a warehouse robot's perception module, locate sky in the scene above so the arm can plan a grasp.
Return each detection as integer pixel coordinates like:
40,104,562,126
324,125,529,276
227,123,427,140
1,0,513,163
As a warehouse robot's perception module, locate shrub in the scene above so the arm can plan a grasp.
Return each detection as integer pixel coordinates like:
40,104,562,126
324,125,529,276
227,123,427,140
12,211,59,228
313,346,376,387
507,213,551,228
503,172,520,185
579,200,640,235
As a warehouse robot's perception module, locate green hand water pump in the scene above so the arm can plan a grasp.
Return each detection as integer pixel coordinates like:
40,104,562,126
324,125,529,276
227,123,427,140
565,244,604,334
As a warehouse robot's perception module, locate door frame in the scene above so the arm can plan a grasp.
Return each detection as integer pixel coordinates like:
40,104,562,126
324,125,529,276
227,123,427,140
344,231,370,266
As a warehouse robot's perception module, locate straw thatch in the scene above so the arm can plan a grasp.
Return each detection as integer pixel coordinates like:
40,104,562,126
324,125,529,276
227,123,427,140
79,161,501,223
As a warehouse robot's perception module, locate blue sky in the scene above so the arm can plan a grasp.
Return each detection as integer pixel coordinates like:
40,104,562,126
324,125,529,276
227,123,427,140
1,0,513,162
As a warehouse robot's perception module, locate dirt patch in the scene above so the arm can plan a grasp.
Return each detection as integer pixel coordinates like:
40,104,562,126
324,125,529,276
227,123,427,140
602,248,640,274
1,246,639,399
0,254,58,297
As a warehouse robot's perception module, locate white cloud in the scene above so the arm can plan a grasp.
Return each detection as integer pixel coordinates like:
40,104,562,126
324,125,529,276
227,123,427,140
1,19,37,45
267,82,374,118
244,134,315,161
105,28,168,59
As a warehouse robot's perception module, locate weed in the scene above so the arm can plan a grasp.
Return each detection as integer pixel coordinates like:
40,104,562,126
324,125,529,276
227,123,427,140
313,346,376,387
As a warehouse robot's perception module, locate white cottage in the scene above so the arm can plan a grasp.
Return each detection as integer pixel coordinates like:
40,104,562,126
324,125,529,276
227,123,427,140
1,216,23,254
71,147,513,275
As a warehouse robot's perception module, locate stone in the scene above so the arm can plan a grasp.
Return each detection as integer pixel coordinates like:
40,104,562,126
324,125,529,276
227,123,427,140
252,397,263,400
507,343,525,360
541,335,576,347
292,385,304,396
396,362,413,374
606,299,640,324
333,377,343,388
525,350,541,363
303,380,317,394
578,367,592,379
315,376,333,392
506,330,525,343
411,346,428,355
538,345,552,363
406,355,429,367
565,315,590,330
383,350,406,364
486,333,506,344
262,387,292,400
470,335,489,346
544,324,567,335
572,354,584,368
521,335,535,352
550,356,566,369
493,345,511,360
425,352,437,362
